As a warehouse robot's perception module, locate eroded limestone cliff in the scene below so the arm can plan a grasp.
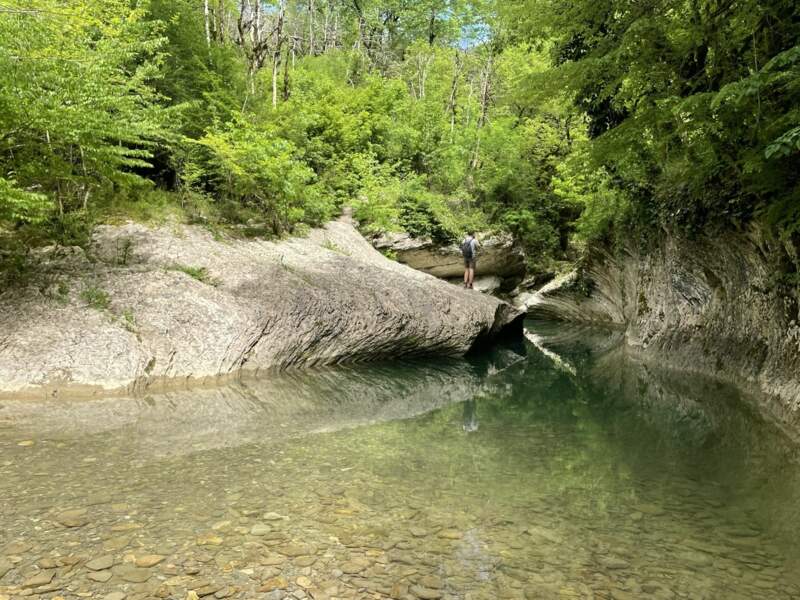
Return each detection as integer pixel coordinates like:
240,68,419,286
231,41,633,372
517,229,800,432
0,219,522,398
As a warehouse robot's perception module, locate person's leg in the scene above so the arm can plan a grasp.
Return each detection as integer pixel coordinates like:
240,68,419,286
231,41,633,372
469,258,477,287
463,264,469,287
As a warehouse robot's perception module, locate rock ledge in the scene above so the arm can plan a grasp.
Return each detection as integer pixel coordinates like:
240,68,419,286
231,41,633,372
0,219,523,398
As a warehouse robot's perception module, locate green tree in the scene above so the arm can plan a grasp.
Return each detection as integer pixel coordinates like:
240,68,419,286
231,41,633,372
0,0,171,234
500,0,800,240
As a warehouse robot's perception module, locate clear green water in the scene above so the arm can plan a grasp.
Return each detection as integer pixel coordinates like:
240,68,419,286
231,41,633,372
2,322,800,600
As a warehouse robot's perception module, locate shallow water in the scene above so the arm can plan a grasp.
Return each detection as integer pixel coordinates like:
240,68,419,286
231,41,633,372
2,322,800,600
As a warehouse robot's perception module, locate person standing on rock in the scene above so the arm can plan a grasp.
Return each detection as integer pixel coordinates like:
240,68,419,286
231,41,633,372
462,231,479,289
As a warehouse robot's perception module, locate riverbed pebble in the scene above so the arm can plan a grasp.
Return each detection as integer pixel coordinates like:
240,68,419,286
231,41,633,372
56,509,89,528
135,554,166,568
3,372,799,600
86,555,115,571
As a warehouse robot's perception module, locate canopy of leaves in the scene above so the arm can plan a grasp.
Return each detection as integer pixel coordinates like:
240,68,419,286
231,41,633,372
1,0,797,277
501,0,800,242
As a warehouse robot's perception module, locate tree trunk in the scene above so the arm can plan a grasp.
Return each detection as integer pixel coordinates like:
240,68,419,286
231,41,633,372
283,40,292,101
308,0,315,55
272,0,286,109
216,0,225,43
213,0,225,42
417,52,433,99
272,54,281,109
322,0,330,51
204,0,211,46
238,0,269,93
332,6,339,50
352,0,373,64
427,8,436,46
447,52,463,138
236,0,247,44
470,53,494,172
476,53,493,129
79,145,89,210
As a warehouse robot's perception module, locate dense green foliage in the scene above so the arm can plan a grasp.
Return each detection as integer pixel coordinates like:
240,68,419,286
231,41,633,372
0,1,169,226
502,0,800,244
1,0,798,275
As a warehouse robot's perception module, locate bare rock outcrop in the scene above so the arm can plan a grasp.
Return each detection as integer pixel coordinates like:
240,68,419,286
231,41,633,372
0,219,522,398
516,229,800,433
372,232,526,289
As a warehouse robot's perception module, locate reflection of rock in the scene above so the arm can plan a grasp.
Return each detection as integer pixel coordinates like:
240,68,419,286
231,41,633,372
526,322,626,360
523,328,576,376
518,229,800,434
0,219,522,398
0,356,522,459
528,322,796,452
373,232,526,289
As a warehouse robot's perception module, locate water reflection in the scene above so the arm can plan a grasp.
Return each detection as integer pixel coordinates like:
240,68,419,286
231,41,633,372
462,399,478,433
1,323,799,600
0,359,500,460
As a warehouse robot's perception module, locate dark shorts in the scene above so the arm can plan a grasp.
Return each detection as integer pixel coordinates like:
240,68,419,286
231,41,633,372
464,258,476,269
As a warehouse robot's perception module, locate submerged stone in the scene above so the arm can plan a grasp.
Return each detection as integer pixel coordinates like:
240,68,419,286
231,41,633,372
87,570,113,583
86,555,115,571
250,524,272,536
0,559,12,580
196,533,224,546
112,564,151,583
276,544,315,557
410,585,443,600
135,554,166,568
340,559,369,574
259,576,288,592
56,509,89,528
23,570,55,587
3,541,32,555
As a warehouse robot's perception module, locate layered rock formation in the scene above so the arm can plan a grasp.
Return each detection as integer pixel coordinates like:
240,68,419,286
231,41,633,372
517,230,800,433
372,232,526,291
0,219,522,398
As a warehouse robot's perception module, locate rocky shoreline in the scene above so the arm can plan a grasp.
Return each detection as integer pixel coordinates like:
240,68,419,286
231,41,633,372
0,219,523,399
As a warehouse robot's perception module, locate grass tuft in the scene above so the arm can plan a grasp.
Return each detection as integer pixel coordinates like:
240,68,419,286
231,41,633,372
80,286,110,310
170,264,218,286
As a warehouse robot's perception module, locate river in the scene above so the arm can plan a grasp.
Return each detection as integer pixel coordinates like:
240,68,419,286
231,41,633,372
1,322,799,599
